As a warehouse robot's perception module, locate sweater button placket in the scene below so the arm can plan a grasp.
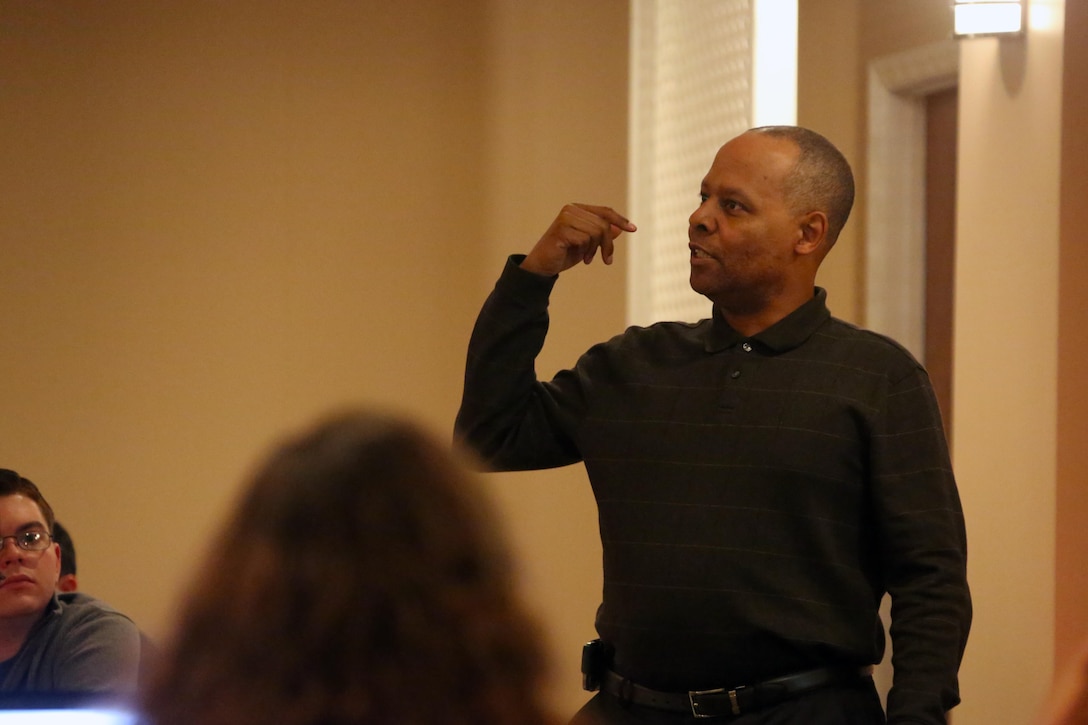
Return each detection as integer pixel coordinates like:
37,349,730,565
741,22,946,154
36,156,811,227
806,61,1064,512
728,341,753,379
718,346,745,411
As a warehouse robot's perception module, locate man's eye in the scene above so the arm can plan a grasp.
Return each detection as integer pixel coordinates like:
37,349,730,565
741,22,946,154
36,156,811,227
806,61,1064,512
20,532,43,545
722,199,742,212
699,192,709,203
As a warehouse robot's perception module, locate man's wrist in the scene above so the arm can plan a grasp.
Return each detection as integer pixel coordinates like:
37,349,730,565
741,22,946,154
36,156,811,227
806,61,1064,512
517,253,557,278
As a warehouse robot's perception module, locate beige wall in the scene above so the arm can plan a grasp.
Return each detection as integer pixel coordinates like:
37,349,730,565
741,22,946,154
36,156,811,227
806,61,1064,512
1056,0,1088,675
953,2,1075,722
0,0,626,716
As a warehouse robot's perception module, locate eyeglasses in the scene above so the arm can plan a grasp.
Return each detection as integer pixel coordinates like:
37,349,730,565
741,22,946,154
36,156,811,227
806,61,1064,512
0,530,53,552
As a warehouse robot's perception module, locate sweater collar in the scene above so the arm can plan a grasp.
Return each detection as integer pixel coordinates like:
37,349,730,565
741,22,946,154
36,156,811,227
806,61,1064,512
703,287,831,353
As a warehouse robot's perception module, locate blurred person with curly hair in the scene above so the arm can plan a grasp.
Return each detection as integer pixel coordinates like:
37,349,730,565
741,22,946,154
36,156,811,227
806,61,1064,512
140,410,559,725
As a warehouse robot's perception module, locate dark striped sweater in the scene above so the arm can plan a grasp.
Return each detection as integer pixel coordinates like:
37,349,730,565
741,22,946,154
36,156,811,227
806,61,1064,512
455,256,971,724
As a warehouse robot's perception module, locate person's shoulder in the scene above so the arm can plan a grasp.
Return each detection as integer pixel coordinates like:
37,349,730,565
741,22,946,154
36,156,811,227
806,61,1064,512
591,317,710,357
58,591,114,611
57,593,137,628
618,317,710,341
819,316,925,374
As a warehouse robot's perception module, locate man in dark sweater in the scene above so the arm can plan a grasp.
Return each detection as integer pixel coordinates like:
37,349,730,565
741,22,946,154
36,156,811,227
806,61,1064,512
455,126,971,724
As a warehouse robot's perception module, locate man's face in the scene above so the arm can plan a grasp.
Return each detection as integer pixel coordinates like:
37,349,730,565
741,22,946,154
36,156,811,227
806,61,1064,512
0,494,60,622
687,131,804,314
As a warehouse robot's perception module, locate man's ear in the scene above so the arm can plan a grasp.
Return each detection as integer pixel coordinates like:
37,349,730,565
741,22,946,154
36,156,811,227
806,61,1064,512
795,211,829,257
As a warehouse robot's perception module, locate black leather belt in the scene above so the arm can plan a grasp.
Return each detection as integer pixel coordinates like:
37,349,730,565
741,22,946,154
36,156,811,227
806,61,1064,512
600,665,874,719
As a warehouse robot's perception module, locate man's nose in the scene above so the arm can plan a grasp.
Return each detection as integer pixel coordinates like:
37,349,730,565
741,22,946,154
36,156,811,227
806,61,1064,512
0,537,23,559
689,202,713,233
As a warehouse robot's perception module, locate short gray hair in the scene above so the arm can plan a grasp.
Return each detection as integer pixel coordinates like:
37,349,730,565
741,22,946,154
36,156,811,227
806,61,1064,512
751,126,855,246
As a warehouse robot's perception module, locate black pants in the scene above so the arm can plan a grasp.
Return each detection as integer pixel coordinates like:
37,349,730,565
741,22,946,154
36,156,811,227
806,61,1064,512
569,678,886,725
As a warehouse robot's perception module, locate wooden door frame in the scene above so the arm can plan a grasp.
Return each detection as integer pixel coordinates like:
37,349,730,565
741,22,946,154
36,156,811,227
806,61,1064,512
866,40,959,361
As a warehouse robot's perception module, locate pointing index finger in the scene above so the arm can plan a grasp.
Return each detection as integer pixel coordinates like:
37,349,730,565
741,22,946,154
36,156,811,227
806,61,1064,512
574,203,638,234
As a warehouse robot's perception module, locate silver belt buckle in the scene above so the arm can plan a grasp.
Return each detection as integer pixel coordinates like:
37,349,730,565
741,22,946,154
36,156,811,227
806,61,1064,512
688,685,743,718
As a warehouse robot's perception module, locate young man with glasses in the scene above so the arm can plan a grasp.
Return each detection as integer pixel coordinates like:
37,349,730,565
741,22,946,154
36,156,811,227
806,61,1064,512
0,469,141,694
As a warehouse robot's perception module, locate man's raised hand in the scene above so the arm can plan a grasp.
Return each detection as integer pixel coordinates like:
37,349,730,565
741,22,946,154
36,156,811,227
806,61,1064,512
519,204,637,277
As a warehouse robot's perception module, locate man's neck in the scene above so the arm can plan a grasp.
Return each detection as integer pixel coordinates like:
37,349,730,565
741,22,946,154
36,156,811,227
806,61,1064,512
716,287,814,337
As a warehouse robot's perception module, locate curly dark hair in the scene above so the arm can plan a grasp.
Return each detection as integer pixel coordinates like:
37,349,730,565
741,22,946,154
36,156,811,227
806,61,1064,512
140,410,556,725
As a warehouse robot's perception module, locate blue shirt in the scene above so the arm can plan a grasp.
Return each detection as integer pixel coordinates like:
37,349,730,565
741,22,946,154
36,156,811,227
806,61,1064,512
0,592,141,695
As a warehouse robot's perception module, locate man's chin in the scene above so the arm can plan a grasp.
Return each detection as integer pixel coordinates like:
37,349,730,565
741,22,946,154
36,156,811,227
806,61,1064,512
688,273,719,300
688,277,738,308
0,591,49,614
